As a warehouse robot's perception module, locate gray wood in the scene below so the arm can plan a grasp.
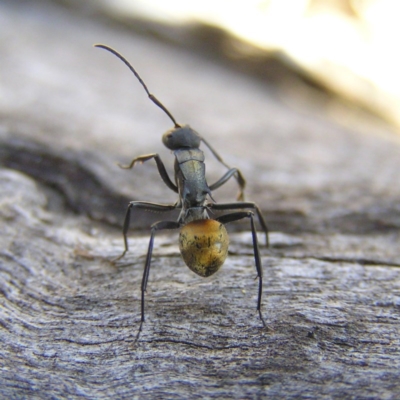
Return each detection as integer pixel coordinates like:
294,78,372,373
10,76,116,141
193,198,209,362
1,1,399,399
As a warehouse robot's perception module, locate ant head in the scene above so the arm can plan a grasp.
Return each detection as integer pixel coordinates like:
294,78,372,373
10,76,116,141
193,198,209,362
162,125,201,150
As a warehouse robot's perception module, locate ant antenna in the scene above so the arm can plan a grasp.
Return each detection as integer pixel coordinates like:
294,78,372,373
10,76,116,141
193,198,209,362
94,44,180,128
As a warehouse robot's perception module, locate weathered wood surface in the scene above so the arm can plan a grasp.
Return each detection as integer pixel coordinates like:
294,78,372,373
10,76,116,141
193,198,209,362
1,1,400,398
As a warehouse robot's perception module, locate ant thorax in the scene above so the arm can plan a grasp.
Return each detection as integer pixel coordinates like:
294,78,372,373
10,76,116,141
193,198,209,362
174,148,212,212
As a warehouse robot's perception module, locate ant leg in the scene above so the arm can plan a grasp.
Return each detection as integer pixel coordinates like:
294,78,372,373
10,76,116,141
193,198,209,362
201,137,246,201
208,168,246,201
210,202,269,247
136,220,180,342
114,201,178,262
118,153,178,193
216,211,266,328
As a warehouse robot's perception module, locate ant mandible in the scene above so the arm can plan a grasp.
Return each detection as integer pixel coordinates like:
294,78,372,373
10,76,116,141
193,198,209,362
95,44,269,339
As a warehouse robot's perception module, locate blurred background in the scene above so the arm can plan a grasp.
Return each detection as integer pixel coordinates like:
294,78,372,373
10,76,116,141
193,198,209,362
61,0,400,132
1,0,399,232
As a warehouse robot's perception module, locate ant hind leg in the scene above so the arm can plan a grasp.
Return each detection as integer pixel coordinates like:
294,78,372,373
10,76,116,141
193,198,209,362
113,202,178,262
216,211,266,328
135,220,180,342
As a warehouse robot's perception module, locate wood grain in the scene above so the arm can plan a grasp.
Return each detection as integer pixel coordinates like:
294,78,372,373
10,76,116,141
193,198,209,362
1,1,399,398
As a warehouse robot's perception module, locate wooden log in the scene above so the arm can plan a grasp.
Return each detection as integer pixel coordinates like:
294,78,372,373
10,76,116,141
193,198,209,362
0,1,399,398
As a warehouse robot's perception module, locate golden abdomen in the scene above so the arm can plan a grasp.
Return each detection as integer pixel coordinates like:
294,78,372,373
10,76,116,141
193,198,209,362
179,219,229,277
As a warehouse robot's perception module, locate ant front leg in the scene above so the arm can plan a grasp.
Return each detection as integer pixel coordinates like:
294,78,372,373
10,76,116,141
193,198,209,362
209,202,269,247
118,153,178,193
201,137,246,201
216,211,266,328
136,220,180,342
209,168,246,201
114,202,178,262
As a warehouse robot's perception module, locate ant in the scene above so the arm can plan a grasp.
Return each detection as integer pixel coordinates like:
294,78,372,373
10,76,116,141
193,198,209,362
95,44,270,339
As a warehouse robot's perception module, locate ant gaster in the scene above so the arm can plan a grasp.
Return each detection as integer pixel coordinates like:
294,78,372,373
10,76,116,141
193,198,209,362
95,44,269,339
